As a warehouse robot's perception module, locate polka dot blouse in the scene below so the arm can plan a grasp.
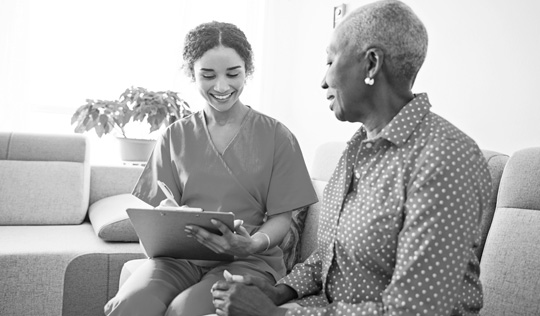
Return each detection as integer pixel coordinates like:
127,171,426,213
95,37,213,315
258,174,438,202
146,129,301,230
277,93,492,315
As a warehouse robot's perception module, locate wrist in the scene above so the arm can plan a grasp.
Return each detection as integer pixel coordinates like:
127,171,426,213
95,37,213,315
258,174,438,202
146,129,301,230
272,284,298,305
251,231,271,254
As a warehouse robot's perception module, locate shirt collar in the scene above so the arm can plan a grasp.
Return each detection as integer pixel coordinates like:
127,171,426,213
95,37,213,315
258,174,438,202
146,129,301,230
374,93,431,147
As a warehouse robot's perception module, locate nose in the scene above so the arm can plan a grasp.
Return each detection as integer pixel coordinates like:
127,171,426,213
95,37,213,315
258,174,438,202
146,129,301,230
214,76,230,93
321,76,328,89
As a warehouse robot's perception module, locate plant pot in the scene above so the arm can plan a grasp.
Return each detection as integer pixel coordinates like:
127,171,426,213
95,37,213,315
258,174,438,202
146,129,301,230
117,137,156,163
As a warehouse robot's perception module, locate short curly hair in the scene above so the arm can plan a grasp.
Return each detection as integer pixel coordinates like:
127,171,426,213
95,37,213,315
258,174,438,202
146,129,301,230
182,21,254,81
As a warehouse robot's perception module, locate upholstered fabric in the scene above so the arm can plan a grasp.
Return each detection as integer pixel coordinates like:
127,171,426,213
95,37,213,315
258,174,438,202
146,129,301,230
299,179,326,262
496,147,540,210
89,165,143,205
475,150,509,260
0,223,142,316
89,193,151,242
0,160,88,224
309,141,346,182
0,132,90,225
480,208,540,315
0,132,88,162
479,147,540,315
63,253,146,316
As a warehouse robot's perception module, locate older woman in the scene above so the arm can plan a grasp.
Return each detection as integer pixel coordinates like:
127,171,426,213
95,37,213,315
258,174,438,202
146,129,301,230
210,1,492,315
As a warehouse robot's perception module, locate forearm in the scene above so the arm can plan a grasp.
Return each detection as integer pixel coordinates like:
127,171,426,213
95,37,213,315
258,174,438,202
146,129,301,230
250,211,292,253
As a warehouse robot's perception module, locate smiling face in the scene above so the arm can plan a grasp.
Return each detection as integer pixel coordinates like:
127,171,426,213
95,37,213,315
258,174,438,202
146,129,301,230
194,46,246,113
322,27,369,123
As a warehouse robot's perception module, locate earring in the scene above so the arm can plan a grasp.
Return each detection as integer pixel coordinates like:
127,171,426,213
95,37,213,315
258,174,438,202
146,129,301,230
364,77,374,86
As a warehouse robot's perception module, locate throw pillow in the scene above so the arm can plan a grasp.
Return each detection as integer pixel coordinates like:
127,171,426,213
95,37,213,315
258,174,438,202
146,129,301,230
88,193,151,242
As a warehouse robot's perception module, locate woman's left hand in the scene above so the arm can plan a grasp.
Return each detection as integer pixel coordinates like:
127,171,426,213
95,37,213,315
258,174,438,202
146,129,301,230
185,219,255,257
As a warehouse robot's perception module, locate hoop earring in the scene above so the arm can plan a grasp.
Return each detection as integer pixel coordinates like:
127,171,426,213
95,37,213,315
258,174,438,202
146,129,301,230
364,77,374,86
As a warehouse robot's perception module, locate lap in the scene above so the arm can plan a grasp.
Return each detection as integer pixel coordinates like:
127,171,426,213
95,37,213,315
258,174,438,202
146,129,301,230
117,258,204,296
201,302,302,316
106,258,205,316
111,258,276,316
165,261,276,316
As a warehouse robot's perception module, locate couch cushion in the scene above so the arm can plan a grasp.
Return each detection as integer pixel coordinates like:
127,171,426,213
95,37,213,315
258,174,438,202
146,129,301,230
0,223,142,316
479,208,540,315
299,179,326,262
0,132,90,225
89,194,151,242
0,160,88,224
309,141,346,182
0,132,88,162
480,147,540,315
89,165,143,205
475,150,509,260
496,147,540,210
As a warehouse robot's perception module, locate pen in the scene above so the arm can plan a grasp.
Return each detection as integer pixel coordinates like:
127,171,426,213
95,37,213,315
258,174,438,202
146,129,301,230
157,180,180,207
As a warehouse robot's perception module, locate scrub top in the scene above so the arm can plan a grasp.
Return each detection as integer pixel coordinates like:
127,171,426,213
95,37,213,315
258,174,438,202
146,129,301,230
132,107,318,280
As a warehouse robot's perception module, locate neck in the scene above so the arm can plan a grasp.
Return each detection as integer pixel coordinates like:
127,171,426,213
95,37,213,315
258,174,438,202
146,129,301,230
363,86,414,136
204,102,248,126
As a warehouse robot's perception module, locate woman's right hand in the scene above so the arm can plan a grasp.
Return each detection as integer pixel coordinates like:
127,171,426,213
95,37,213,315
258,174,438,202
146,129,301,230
237,274,282,304
156,198,179,209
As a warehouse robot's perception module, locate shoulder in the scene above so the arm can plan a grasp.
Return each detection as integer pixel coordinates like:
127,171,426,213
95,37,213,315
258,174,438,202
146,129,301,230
248,107,296,140
423,112,483,156
410,112,488,179
164,111,201,134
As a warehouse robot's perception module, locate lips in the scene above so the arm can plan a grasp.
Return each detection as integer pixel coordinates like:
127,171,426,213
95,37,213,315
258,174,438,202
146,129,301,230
327,94,335,110
211,92,234,101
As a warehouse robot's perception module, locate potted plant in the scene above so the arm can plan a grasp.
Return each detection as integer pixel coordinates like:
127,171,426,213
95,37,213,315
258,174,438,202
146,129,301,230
71,86,192,162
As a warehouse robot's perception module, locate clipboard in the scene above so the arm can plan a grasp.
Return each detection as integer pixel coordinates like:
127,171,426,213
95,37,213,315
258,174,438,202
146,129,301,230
126,208,235,261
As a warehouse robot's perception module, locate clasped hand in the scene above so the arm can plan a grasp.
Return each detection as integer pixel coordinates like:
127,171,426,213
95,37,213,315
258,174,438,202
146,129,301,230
184,219,254,257
211,272,283,316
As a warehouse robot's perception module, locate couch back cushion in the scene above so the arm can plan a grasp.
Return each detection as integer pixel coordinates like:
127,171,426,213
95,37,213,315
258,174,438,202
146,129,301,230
475,150,509,260
480,147,540,315
0,132,90,224
299,142,346,261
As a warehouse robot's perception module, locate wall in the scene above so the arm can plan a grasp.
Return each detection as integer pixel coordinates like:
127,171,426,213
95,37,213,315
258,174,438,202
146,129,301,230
256,0,540,167
1,0,539,167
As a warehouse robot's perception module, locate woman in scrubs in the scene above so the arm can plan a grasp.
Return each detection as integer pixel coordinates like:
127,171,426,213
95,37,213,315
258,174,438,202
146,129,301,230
104,21,318,316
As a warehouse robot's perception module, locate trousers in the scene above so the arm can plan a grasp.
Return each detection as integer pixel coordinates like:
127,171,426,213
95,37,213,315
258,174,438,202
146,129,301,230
104,257,274,316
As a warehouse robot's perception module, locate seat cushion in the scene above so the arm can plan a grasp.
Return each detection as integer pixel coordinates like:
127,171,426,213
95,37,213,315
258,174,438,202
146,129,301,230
0,224,142,316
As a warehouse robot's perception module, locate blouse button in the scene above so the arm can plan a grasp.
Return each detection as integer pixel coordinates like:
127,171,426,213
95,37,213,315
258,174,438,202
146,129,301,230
354,170,361,179
365,142,373,148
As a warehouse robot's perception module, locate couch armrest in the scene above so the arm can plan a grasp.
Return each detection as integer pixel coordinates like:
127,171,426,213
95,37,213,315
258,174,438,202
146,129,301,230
89,165,144,205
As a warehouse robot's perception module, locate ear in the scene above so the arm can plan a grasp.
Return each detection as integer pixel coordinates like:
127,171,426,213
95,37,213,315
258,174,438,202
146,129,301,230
365,48,384,79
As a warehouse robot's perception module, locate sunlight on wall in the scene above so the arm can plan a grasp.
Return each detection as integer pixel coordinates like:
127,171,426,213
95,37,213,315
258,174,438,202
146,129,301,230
2,0,539,166
0,0,266,163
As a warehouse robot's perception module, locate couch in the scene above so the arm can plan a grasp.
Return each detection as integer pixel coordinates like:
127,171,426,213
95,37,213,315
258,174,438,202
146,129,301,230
1,132,538,315
0,132,146,316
